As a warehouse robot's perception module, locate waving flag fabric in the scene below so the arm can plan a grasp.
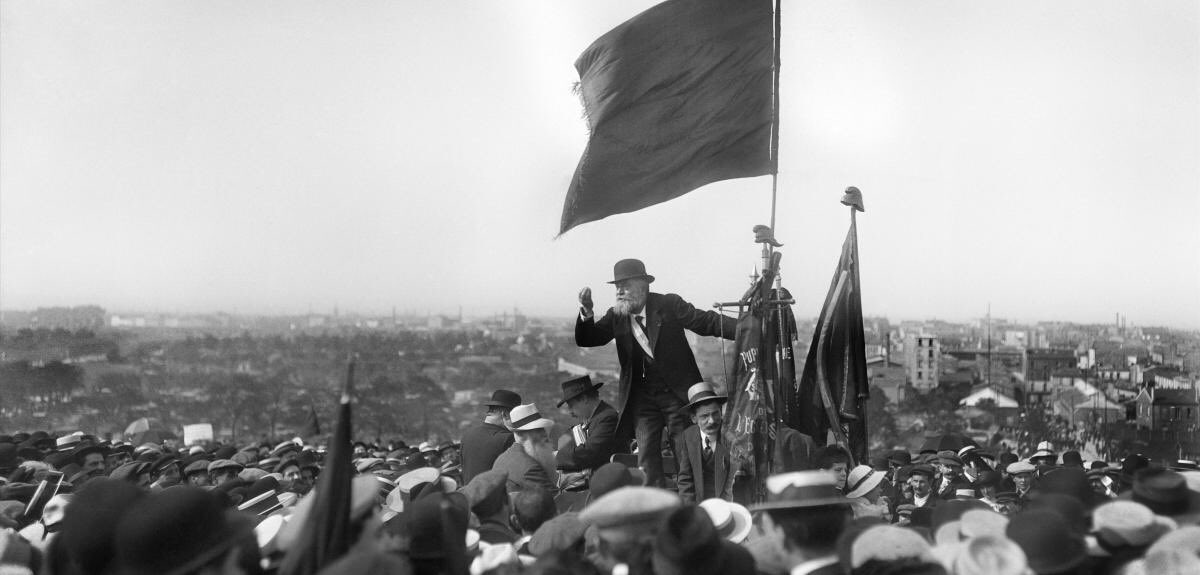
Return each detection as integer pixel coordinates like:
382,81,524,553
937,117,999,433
560,0,774,234
794,217,870,464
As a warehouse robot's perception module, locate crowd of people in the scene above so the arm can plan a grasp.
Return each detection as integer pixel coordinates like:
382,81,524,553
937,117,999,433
2,258,1198,574
3,394,1200,575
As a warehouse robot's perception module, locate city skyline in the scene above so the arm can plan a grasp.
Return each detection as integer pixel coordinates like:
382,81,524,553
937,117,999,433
3,1,1197,329
2,302,1191,334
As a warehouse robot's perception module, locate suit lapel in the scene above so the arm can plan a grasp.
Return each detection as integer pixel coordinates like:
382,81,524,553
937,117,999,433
646,293,662,352
690,430,705,498
715,440,729,498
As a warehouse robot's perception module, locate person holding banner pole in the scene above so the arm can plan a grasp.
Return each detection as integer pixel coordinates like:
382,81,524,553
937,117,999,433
576,258,736,488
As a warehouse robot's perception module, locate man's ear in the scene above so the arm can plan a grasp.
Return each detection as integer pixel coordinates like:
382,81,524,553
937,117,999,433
510,513,522,533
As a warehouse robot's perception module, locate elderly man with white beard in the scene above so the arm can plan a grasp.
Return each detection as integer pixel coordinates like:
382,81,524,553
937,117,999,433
492,403,559,494
576,258,737,488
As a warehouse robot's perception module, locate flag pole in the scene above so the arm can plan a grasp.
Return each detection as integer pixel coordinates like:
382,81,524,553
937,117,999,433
769,0,782,231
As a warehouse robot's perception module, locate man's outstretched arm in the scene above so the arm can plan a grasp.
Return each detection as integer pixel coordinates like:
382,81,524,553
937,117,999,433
667,294,737,340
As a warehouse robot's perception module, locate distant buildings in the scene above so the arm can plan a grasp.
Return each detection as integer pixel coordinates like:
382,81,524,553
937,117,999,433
866,355,906,403
1134,386,1199,431
904,333,939,392
1024,348,1077,382
25,306,107,330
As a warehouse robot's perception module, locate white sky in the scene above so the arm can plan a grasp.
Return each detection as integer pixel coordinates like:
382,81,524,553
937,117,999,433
2,0,1198,329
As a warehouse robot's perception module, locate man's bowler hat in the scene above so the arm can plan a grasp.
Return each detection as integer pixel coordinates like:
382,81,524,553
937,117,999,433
556,375,604,407
483,390,522,410
608,259,655,284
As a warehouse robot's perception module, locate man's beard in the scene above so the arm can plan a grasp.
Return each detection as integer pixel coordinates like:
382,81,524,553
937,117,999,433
613,295,645,318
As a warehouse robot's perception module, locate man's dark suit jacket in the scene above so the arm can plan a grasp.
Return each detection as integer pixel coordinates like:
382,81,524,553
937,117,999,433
774,426,818,471
555,400,620,471
675,425,730,504
461,422,513,484
575,292,736,442
492,443,556,494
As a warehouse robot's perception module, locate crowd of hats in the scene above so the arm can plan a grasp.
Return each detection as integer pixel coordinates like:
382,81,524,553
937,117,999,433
4,427,1200,575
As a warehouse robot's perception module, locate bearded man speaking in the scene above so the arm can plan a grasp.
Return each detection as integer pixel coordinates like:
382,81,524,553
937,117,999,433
575,258,736,487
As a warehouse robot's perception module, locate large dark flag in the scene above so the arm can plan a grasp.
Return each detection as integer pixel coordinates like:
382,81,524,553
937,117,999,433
724,252,800,501
794,210,869,464
278,361,355,575
560,0,775,234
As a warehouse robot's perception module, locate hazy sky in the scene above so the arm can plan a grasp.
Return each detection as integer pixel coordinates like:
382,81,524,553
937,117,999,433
2,1,1198,328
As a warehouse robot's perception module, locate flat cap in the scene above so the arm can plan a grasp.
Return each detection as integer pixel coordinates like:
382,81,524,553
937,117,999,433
184,460,210,476
208,459,243,474
1007,461,1036,475
909,464,937,479
937,451,963,467
580,487,679,537
528,512,589,556
354,458,385,474
461,469,507,508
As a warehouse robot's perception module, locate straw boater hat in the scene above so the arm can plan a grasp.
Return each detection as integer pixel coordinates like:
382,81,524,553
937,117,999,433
508,404,555,432
699,498,752,543
751,470,851,511
556,375,605,407
56,433,84,452
1031,441,1056,461
608,258,655,284
1092,500,1177,551
683,382,727,412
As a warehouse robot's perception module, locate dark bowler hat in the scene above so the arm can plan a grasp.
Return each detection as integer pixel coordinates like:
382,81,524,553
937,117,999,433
60,478,147,574
751,470,851,511
1006,510,1087,575
1124,467,1200,520
683,382,727,411
887,450,912,466
407,492,469,560
114,487,254,575
608,258,655,284
557,375,604,407
588,462,640,503
483,389,522,410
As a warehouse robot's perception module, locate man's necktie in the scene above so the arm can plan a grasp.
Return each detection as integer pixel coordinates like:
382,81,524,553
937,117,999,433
703,438,713,458
633,315,654,359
